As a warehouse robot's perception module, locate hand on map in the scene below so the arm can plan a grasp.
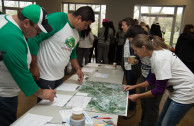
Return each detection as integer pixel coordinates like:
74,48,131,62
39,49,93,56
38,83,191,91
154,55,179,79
123,85,135,91
128,94,140,102
77,69,84,82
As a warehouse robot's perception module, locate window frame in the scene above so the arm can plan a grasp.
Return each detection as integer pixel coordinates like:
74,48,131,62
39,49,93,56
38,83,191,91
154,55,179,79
134,5,185,47
61,2,106,35
2,0,36,14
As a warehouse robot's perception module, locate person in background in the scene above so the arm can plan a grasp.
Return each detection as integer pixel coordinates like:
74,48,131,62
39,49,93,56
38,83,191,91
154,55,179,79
89,34,98,63
140,21,149,33
28,6,95,102
115,20,125,65
97,19,113,64
124,34,194,126
108,21,116,63
175,24,194,73
150,23,162,38
134,19,139,25
0,5,55,126
77,26,94,67
121,17,141,118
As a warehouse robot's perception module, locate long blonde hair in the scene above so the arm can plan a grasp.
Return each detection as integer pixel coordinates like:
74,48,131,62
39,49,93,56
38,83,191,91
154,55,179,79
131,34,168,51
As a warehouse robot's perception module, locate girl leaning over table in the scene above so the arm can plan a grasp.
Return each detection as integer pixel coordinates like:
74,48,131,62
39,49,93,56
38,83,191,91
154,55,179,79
124,34,194,126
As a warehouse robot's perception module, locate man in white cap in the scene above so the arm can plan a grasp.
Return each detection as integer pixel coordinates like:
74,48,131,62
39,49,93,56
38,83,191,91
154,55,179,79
0,4,55,126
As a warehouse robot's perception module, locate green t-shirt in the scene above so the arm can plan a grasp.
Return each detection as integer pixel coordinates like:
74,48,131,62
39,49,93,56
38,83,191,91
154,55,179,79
28,12,79,60
0,15,39,97
27,12,80,80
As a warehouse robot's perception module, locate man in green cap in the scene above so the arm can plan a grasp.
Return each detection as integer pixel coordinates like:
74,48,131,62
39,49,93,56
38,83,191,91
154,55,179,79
0,4,54,126
28,6,95,102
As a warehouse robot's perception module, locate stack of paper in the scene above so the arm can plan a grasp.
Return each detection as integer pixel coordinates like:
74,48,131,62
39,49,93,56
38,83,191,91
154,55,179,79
66,96,91,108
69,74,88,81
56,83,80,91
93,72,109,78
39,94,72,107
82,67,96,73
13,113,53,126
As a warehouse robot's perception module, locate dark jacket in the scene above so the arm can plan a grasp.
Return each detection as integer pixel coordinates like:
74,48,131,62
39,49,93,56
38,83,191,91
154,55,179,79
121,37,141,78
175,33,194,62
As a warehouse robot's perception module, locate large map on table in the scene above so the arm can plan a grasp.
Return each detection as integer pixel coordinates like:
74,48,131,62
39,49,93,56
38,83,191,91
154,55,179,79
77,81,128,116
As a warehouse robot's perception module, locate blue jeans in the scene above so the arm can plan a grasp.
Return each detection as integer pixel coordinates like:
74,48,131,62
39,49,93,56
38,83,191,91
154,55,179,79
0,96,18,126
36,77,64,102
155,97,194,126
124,70,137,110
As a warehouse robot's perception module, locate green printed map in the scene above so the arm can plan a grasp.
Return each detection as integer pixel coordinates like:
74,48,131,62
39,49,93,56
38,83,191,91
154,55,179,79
77,81,128,116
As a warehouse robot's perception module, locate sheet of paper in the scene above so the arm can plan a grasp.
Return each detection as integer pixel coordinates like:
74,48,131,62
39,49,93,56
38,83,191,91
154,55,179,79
44,124,64,126
69,74,88,81
82,67,96,73
66,96,91,108
39,94,72,107
93,72,109,78
75,92,88,96
56,83,80,91
59,109,94,126
13,113,53,126
86,63,100,67
104,65,113,69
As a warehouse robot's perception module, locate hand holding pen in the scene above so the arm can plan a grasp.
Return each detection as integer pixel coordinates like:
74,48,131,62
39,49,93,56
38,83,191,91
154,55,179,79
48,85,57,98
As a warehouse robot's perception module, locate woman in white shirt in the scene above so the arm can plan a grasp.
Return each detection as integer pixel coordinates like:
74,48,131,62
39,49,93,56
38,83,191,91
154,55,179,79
77,27,94,66
124,34,194,126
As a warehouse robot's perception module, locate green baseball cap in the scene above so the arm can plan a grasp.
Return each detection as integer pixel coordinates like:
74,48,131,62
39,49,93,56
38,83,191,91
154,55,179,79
22,4,52,33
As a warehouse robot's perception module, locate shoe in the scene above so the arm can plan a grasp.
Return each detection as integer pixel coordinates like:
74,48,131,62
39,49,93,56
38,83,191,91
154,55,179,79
122,109,136,120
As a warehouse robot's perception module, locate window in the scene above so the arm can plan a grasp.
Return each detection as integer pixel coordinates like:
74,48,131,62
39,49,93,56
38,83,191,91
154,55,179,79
0,0,2,12
134,5,185,47
62,3,106,35
2,0,36,15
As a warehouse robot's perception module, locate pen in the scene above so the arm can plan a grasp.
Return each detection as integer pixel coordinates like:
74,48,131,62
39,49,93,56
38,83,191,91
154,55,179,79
46,121,66,124
48,85,57,98
97,117,112,119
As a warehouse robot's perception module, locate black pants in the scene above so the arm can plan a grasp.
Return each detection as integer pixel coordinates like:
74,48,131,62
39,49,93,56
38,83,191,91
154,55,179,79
0,96,18,126
36,77,64,102
138,75,163,126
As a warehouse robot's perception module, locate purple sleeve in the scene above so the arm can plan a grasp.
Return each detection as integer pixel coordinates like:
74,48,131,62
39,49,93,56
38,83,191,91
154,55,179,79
151,79,168,96
147,73,156,85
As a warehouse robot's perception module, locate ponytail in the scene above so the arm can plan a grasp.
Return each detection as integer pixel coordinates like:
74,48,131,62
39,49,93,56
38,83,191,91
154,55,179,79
132,34,168,50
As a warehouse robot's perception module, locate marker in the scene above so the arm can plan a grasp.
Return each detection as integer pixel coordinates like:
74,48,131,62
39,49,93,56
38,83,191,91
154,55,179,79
91,116,98,118
48,85,57,98
97,117,112,119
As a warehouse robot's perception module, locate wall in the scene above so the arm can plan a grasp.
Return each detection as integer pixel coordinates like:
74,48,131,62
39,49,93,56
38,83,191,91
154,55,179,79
36,0,194,30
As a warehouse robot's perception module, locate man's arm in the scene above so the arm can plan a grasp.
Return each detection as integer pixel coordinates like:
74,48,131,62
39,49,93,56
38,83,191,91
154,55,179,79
70,58,84,82
2,36,55,101
29,55,39,80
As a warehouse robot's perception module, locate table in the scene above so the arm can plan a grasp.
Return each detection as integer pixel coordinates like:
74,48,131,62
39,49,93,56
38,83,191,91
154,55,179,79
11,64,124,126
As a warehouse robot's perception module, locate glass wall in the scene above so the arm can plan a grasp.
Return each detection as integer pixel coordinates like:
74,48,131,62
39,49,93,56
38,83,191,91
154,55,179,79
3,0,36,15
134,5,185,47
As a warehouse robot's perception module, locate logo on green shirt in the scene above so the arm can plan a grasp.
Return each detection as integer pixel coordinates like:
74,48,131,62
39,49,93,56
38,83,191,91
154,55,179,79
65,36,75,49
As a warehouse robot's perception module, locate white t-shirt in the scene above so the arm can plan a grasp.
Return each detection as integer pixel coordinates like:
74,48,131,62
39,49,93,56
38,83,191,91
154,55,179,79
150,49,194,104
